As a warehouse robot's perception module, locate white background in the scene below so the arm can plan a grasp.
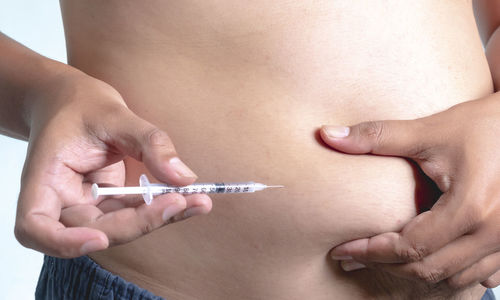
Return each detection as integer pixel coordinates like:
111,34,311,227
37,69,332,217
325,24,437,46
0,1,498,299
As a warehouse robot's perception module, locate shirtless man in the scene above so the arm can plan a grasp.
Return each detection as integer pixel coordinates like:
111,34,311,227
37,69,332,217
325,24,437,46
2,0,500,299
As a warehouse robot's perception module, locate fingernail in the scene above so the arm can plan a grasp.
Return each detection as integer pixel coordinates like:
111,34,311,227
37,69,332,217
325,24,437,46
169,157,197,179
162,202,184,222
340,260,366,272
184,206,204,218
323,126,350,138
80,239,104,254
331,255,352,260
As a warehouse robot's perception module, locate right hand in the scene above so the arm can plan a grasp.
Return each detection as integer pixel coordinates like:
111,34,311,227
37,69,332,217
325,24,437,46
14,68,212,258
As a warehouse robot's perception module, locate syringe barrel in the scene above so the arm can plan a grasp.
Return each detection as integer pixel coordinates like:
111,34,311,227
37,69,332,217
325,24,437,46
149,182,257,194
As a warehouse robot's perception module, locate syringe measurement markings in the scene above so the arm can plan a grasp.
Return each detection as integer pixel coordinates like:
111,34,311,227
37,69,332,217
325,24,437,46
153,183,253,194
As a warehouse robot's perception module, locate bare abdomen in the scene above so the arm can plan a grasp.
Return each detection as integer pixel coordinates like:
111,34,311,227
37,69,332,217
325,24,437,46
62,0,492,298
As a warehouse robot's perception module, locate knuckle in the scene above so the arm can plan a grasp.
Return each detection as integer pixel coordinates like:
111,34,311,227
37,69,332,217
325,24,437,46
138,221,155,236
145,127,172,148
358,121,385,144
399,244,427,262
411,264,446,284
142,127,177,157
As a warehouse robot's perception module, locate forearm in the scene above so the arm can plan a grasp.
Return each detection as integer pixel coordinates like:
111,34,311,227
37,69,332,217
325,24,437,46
0,33,76,140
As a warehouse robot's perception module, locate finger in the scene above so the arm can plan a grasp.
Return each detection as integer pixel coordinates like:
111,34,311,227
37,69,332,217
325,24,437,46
15,213,108,258
354,229,496,285
320,119,427,158
16,158,108,257
447,252,500,289
97,192,212,216
331,193,471,263
172,193,213,222
97,196,137,213
99,109,197,185
331,234,405,263
482,270,500,289
62,193,187,245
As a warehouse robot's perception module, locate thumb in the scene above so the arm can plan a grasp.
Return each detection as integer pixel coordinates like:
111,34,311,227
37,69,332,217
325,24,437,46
320,119,426,157
99,108,197,186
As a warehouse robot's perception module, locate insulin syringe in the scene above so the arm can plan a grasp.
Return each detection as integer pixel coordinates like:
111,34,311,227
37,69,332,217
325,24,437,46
92,174,284,205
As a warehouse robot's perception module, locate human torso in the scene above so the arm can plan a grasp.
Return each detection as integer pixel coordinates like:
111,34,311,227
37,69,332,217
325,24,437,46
61,1,491,298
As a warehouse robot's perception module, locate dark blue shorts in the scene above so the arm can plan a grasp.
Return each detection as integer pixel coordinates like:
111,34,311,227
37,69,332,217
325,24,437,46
36,255,496,300
35,255,164,300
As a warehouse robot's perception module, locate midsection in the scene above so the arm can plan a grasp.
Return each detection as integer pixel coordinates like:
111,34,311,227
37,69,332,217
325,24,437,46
61,0,492,299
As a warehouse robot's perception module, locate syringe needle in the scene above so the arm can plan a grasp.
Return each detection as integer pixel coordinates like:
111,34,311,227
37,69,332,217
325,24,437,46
266,185,284,189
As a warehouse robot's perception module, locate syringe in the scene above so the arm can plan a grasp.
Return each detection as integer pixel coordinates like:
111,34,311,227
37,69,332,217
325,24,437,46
92,174,284,205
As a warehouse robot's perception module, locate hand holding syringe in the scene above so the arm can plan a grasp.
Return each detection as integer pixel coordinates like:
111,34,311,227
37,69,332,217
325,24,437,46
92,174,284,205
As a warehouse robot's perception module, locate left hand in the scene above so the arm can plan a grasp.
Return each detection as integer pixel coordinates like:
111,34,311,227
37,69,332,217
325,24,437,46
320,93,500,289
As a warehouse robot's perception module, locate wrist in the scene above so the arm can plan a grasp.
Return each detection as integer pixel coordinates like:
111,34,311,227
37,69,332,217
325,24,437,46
20,58,80,139
24,60,128,140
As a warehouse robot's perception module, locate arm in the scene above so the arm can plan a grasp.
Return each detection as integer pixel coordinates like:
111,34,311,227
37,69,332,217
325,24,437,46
0,32,212,257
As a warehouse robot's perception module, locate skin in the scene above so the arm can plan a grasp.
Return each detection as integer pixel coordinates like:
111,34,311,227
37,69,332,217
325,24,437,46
0,0,498,298
323,0,500,289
